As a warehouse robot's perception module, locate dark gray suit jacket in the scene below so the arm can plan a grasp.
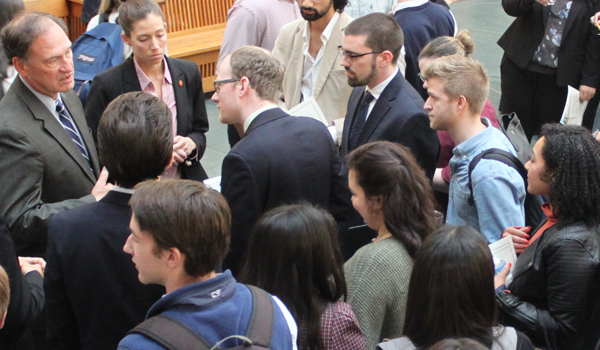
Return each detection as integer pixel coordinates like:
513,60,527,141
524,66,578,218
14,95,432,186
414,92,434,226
340,70,439,180
0,77,99,257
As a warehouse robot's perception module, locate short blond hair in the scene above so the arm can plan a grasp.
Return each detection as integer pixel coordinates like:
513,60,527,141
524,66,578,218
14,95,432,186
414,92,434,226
230,46,284,103
0,266,9,318
421,55,489,115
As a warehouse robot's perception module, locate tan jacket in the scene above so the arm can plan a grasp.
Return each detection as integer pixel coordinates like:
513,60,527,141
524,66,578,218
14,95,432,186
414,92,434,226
273,12,354,126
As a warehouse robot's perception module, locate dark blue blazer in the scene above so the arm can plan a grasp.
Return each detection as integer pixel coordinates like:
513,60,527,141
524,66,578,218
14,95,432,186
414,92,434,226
340,70,439,180
220,108,352,275
0,217,43,350
44,190,165,350
84,56,209,180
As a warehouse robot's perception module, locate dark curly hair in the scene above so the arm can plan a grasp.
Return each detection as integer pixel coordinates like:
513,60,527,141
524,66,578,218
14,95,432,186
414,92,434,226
346,141,437,258
333,0,348,11
539,124,600,228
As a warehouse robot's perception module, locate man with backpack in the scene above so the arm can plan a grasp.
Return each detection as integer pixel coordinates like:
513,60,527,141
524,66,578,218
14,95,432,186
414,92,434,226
420,55,526,243
117,179,297,350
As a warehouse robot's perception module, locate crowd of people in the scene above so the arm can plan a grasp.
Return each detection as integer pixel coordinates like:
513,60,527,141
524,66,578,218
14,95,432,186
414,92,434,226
0,0,599,349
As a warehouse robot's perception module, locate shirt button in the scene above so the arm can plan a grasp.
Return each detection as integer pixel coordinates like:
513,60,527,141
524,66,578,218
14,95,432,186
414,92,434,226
528,262,533,267
463,155,467,160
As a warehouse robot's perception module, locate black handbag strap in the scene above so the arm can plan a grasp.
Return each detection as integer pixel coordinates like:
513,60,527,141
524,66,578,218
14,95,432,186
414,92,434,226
467,148,526,206
127,285,275,350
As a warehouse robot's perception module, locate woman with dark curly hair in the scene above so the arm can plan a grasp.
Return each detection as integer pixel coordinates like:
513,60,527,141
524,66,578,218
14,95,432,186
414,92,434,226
496,123,600,350
344,141,438,349
240,204,365,350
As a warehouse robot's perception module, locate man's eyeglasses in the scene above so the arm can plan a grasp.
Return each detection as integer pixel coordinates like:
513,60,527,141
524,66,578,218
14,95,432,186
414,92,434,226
338,46,383,61
213,78,241,93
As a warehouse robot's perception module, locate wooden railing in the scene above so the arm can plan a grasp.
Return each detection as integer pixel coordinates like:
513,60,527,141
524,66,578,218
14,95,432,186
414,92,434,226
24,0,235,92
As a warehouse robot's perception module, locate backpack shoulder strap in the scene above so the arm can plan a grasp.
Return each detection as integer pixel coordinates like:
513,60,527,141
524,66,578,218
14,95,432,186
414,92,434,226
245,285,275,347
127,314,212,350
99,11,110,24
467,148,526,206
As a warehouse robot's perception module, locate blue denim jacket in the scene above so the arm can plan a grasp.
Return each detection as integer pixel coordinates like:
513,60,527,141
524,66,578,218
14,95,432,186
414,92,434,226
446,118,526,243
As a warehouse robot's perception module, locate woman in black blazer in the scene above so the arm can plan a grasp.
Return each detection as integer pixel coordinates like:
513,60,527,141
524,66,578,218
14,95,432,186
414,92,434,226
85,0,209,180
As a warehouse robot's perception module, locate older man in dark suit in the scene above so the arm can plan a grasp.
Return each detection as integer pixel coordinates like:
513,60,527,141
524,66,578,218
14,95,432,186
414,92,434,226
44,92,170,350
0,12,112,258
212,46,351,276
338,14,439,259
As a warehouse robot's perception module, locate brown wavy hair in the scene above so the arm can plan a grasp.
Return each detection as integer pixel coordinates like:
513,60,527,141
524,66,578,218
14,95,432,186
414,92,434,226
345,141,437,258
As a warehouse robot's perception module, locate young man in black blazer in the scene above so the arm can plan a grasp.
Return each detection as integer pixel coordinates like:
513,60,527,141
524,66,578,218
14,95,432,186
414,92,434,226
44,92,172,350
213,46,351,276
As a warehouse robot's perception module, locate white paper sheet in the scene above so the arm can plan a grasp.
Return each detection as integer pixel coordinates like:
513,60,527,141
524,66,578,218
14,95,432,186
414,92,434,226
203,176,221,193
560,86,589,126
287,97,328,126
489,235,518,286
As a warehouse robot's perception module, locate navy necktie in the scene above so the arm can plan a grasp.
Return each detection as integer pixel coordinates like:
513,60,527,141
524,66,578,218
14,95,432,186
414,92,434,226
55,99,92,168
349,90,375,151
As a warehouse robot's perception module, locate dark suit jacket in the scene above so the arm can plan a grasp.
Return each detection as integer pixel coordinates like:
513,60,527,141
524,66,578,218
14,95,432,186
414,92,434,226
340,70,439,180
0,77,100,257
44,190,165,350
85,56,209,180
220,108,351,275
0,217,43,350
498,0,600,88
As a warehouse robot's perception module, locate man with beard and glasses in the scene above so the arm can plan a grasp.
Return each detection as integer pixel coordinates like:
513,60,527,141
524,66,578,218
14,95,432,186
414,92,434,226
339,13,438,179
337,13,439,261
273,0,353,140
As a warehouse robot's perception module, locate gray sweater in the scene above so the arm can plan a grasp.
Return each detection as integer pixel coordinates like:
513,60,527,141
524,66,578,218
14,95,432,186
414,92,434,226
344,237,413,350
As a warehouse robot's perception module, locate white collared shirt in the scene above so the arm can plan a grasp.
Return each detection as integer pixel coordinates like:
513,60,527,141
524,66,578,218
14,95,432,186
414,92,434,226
20,75,87,142
20,75,62,121
243,105,279,132
300,11,341,102
111,186,136,194
364,67,399,120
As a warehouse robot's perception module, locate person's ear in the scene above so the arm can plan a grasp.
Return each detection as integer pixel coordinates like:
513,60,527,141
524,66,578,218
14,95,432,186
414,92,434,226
121,33,130,46
164,247,183,269
239,76,252,98
371,195,384,212
13,57,28,77
456,95,468,113
379,51,394,67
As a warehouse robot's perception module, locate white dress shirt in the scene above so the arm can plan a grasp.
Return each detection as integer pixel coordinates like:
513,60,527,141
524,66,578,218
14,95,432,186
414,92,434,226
300,11,340,102
364,67,399,120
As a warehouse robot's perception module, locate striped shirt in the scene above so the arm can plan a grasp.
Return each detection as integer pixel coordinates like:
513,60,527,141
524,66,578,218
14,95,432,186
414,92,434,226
217,0,301,68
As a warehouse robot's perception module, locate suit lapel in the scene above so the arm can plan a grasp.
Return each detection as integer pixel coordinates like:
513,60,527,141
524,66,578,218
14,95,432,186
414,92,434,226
15,79,97,183
341,87,364,154
313,14,345,98
167,58,187,136
245,108,289,136
357,71,402,145
62,91,99,180
562,0,582,42
289,23,306,107
122,58,142,93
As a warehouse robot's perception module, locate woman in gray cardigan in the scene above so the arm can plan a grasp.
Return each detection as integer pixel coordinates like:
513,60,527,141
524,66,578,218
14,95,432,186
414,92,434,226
344,141,438,349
